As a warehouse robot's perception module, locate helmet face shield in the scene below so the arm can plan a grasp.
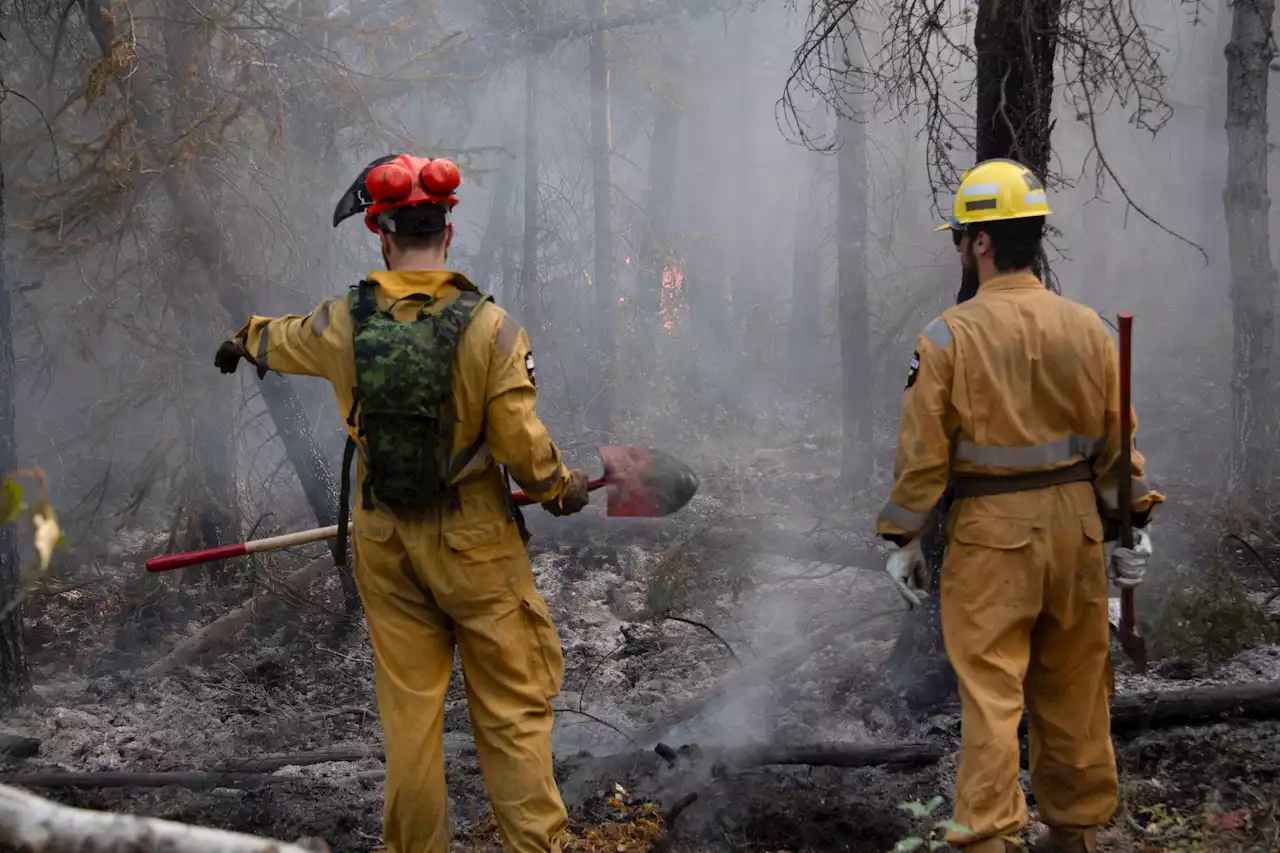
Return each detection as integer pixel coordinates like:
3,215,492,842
333,154,399,227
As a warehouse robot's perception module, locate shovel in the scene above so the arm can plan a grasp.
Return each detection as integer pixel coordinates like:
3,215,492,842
145,445,698,573
1110,311,1148,672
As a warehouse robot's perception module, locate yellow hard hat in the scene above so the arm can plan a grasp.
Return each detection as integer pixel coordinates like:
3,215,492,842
935,158,1052,232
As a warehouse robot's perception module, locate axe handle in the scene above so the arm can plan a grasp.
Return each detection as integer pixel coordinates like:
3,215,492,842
1117,311,1136,629
510,477,607,507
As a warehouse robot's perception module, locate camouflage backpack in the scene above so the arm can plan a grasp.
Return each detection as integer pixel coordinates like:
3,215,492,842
341,278,491,515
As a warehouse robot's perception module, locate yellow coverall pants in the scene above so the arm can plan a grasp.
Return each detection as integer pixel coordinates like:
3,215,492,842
940,482,1118,852
352,477,568,853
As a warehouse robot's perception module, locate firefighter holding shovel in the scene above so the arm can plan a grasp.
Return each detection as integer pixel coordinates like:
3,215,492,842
208,154,588,853
876,159,1165,853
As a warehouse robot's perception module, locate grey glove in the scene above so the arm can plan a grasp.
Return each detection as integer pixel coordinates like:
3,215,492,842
1106,528,1152,589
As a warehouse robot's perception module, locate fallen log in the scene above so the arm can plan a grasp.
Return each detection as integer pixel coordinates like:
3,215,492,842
0,746,386,789
146,556,334,677
1107,679,1280,732
0,783,329,852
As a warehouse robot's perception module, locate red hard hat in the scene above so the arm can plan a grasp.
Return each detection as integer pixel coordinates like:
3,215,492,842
362,154,461,234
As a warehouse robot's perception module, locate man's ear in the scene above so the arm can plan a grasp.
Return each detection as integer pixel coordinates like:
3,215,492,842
443,223,454,251
972,230,992,257
379,231,391,256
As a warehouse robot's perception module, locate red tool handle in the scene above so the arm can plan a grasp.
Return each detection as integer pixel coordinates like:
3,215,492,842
146,543,249,573
510,477,606,506
1117,311,1137,630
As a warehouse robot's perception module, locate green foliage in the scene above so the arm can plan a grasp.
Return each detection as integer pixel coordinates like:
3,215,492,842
891,796,970,853
1152,564,1278,666
0,468,68,621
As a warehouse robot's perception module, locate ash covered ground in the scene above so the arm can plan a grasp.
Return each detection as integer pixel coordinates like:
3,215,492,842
3,451,1279,853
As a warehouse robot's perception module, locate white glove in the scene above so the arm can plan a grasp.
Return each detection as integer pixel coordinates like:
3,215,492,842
885,538,929,608
1106,528,1152,589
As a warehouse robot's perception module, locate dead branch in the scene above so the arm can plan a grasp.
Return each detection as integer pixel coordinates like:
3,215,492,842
655,741,945,770
146,556,334,677
0,783,329,852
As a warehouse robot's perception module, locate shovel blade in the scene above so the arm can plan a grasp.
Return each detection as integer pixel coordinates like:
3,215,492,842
1108,595,1149,672
599,445,699,517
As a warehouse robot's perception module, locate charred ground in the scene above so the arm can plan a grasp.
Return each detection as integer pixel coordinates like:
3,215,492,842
3,446,1279,853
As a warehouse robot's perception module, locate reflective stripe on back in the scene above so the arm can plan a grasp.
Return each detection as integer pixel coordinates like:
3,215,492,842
953,433,1105,469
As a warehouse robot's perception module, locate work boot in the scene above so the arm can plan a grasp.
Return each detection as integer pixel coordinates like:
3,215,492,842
1035,826,1098,853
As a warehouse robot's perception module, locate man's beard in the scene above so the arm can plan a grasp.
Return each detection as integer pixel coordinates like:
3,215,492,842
956,244,980,304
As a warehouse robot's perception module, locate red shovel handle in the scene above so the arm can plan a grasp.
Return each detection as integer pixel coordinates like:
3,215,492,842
511,478,606,506
1117,311,1137,630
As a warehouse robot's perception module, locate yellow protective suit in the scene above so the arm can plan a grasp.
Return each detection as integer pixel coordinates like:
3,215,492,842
876,272,1166,852
236,270,573,853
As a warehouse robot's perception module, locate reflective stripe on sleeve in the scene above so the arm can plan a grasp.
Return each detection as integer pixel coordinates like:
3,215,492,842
878,500,929,533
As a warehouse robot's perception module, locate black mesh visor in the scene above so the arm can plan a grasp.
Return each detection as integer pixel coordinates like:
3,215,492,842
382,203,449,235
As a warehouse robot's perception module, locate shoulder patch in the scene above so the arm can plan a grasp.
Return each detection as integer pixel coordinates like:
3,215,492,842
905,350,920,390
525,351,536,386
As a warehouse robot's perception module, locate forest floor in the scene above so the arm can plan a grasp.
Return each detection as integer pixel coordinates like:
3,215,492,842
3,440,1280,853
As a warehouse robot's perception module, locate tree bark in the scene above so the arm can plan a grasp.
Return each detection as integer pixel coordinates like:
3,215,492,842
476,155,518,303
787,142,825,376
837,107,871,485
589,0,618,436
520,53,541,332
887,0,1063,709
0,87,30,709
636,49,684,356
1223,0,1277,504
80,0,353,608
0,784,329,852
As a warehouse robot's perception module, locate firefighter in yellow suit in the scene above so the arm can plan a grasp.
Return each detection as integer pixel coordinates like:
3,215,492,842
214,155,588,853
876,159,1165,853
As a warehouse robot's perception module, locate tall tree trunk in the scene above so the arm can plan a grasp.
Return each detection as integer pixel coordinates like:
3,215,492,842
837,108,871,484
520,53,541,332
589,0,618,436
974,0,1061,287
888,0,1062,709
0,89,30,707
1223,0,1277,504
161,1,239,573
733,12,760,364
81,0,351,606
476,155,518,303
788,142,825,376
636,51,684,358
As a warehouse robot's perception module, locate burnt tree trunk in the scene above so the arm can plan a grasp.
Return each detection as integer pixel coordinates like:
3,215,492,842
636,51,684,358
887,0,1062,709
0,92,30,708
589,0,618,436
161,1,239,576
837,107,871,485
81,0,353,610
788,138,826,377
476,155,518,304
1223,0,1277,505
520,53,541,333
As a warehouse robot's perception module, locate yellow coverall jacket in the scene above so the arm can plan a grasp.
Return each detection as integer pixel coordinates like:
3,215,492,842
236,270,573,853
876,272,1165,852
